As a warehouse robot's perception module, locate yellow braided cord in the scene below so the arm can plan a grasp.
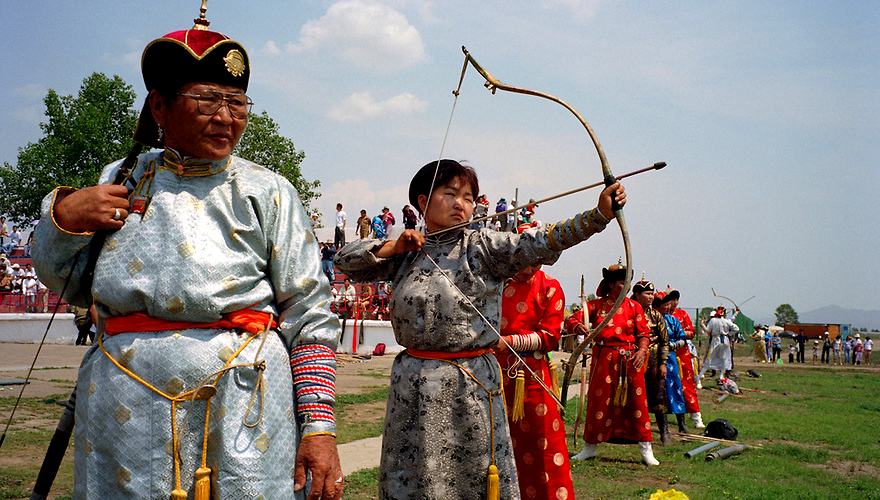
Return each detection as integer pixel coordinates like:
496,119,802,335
511,368,525,422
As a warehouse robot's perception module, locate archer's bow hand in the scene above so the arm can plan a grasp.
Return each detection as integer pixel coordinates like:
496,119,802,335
598,181,626,221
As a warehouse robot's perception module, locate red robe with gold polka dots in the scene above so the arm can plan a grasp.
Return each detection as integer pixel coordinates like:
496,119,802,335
582,296,652,444
496,270,574,500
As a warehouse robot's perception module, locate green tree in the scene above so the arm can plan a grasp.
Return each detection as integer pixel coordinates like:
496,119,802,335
234,110,321,214
0,73,139,221
699,306,716,322
774,303,799,326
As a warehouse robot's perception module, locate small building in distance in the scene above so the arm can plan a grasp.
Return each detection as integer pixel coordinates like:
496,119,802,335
784,323,853,340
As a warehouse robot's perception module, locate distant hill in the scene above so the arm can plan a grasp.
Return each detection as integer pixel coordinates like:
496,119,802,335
798,305,880,331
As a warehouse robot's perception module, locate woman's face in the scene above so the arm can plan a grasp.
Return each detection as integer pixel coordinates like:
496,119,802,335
418,176,474,232
150,82,248,160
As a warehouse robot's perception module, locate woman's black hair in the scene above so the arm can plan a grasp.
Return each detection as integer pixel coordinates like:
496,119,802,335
408,159,480,215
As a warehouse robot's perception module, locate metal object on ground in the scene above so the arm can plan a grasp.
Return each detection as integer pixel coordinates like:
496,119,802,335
705,443,750,461
684,440,721,458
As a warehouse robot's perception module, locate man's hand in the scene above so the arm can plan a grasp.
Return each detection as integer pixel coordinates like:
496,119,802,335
373,229,425,258
597,181,626,221
293,434,343,500
53,185,130,232
631,348,649,372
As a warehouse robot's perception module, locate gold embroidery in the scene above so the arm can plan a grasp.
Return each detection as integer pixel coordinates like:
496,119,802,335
114,404,131,425
166,441,174,455
119,348,134,367
167,296,185,314
229,227,241,242
85,440,92,454
88,381,96,394
273,194,280,207
218,346,235,362
189,197,204,212
165,377,184,396
254,433,270,453
117,466,131,486
224,49,246,76
215,405,227,419
178,240,196,258
222,276,238,292
104,238,117,252
125,257,143,277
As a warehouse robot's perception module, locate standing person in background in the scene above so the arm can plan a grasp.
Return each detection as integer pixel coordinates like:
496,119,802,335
356,209,372,239
402,205,418,230
865,336,873,365
31,10,342,498
853,335,863,365
821,333,832,364
771,332,782,362
0,216,7,246
795,329,807,363
371,212,386,239
831,334,842,365
495,198,508,231
843,335,852,364
335,203,347,248
472,194,489,228
494,264,574,500
667,288,704,429
381,206,395,236
699,306,738,382
321,241,337,282
571,264,658,466
631,280,670,445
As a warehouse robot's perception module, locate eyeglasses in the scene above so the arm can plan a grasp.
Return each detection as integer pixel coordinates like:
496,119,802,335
178,90,254,119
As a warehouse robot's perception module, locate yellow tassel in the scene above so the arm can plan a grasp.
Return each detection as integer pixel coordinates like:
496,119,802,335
619,379,628,407
486,464,500,500
512,369,526,422
549,359,561,403
171,488,188,500
194,467,211,500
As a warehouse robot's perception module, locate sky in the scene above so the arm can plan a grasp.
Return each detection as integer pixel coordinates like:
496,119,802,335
1,0,878,324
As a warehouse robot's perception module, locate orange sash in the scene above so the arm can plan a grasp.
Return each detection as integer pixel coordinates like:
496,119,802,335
406,348,493,360
104,309,277,336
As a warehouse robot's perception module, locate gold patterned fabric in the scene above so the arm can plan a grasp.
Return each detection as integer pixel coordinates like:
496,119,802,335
33,151,339,499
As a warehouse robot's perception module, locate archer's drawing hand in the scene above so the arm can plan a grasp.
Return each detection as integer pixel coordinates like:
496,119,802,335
598,181,626,220
373,229,425,258
53,185,130,232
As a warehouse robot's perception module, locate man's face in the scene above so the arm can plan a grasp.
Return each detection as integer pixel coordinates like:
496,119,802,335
153,82,248,160
634,290,654,308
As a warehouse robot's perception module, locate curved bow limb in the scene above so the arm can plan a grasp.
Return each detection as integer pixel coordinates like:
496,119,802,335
461,46,633,411
711,287,739,310
460,46,635,410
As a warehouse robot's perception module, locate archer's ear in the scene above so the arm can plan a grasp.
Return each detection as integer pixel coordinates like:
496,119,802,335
417,194,428,214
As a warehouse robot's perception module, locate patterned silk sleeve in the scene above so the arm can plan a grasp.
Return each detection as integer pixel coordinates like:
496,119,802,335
646,308,669,365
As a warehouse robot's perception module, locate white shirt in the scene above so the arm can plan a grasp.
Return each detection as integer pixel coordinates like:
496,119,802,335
335,210,347,229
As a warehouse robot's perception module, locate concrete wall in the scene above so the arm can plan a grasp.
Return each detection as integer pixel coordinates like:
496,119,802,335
0,313,78,344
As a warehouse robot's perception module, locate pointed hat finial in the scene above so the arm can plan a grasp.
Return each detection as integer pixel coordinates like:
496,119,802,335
193,0,210,30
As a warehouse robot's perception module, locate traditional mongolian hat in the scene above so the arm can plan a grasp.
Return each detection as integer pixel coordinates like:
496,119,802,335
664,287,680,301
133,4,251,148
596,262,628,296
632,280,654,294
651,291,671,308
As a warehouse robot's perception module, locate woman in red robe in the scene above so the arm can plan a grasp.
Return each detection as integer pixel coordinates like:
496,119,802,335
570,264,658,465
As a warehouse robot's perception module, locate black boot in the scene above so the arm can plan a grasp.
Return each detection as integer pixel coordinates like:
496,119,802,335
656,412,671,446
676,413,690,434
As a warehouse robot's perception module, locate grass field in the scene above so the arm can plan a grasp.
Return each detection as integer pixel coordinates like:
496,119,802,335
1,359,877,499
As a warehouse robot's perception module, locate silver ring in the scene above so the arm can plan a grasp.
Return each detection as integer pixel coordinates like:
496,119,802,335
113,208,121,220
334,476,344,484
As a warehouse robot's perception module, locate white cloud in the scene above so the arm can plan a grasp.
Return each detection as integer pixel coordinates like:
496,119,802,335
326,91,428,122
262,40,282,55
543,0,604,21
288,0,428,71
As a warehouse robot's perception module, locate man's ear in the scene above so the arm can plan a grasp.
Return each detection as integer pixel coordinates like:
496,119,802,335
417,194,428,214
